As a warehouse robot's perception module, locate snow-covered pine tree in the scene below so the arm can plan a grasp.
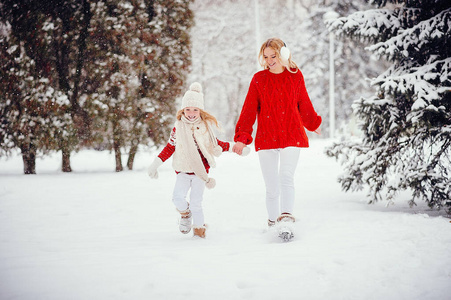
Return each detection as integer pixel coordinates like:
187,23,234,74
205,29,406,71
42,0,91,172
84,0,146,172
137,0,194,162
325,0,451,212
85,0,193,171
1,0,193,173
1,0,94,173
0,4,73,174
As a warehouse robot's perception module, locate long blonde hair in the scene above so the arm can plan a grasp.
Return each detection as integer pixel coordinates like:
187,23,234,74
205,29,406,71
176,109,220,129
258,38,299,73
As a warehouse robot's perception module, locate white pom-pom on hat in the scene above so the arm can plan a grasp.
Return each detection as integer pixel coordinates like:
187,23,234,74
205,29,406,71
190,82,202,93
181,82,204,110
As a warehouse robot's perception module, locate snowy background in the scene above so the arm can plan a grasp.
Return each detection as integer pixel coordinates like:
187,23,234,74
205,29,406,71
187,0,384,139
1,0,450,298
1,139,450,300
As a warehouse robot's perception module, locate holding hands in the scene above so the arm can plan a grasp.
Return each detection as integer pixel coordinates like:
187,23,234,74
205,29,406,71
148,142,249,180
232,142,250,156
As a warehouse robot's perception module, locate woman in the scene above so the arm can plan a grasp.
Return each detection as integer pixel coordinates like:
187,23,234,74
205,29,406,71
233,38,322,228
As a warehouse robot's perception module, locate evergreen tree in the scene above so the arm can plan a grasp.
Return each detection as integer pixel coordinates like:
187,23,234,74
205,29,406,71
85,0,193,172
0,0,91,173
127,0,193,170
43,0,92,172
325,0,451,212
84,0,142,172
0,2,73,174
1,0,193,173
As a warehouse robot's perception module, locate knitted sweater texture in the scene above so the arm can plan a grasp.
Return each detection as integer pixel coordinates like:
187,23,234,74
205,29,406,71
158,127,230,173
234,68,322,151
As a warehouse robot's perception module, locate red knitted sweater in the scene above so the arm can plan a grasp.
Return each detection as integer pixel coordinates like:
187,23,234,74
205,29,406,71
234,68,322,151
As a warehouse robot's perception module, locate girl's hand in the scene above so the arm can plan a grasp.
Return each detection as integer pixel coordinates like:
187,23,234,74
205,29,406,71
148,157,163,179
232,142,246,155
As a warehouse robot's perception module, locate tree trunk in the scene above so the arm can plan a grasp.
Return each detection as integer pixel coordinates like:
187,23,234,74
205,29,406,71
62,147,72,172
112,115,123,172
127,143,139,170
114,139,123,172
70,0,92,112
21,143,36,175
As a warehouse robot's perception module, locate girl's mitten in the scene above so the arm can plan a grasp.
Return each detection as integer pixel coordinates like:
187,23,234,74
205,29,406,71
148,157,163,179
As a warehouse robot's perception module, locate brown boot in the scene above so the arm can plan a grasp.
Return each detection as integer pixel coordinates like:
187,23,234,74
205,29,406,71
193,225,206,238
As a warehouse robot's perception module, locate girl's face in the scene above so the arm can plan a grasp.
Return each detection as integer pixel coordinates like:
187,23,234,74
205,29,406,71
263,47,284,74
183,107,200,121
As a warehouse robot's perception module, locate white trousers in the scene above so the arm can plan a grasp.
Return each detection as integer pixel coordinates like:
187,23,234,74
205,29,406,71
258,147,300,222
172,172,206,227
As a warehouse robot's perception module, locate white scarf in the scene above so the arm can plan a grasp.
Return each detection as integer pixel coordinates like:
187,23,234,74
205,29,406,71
173,116,220,188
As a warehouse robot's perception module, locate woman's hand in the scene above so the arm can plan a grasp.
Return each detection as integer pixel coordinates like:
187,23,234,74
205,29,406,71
314,127,321,135
232,142,246,155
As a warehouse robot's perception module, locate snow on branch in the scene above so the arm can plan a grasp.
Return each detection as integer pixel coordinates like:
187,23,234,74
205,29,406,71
371,57,451,105
368,9,451,60
326,8,403,42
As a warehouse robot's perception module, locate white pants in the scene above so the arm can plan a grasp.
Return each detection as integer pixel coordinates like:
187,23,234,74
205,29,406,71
172,172,206,227
258,147,300,222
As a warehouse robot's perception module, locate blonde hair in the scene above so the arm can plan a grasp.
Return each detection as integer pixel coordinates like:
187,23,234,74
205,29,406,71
258,38,299,73
176,109,220,129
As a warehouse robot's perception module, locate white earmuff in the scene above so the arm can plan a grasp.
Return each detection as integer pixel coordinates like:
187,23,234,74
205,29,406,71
280,42,290,64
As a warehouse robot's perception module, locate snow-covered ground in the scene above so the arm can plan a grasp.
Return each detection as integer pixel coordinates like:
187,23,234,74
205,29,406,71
1,139,450,300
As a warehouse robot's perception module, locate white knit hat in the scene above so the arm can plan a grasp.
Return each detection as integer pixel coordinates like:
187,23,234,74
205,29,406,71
181,82,204,110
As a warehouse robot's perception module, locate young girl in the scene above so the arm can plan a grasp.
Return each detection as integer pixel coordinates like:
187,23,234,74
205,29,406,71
233,38,321,234
148,82,247,238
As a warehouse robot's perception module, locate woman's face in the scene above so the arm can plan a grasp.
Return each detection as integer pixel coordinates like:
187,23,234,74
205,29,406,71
183,107,200,121
263,47,284,74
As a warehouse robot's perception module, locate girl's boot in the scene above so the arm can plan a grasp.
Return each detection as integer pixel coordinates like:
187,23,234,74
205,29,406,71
179,209,192,234
193,225,206,238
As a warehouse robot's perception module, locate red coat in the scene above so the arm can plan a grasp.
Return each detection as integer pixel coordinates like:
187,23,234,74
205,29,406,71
234,68,322,151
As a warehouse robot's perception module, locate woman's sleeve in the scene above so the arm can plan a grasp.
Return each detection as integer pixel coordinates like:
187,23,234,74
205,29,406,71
297,72,322,131
234,77,259,145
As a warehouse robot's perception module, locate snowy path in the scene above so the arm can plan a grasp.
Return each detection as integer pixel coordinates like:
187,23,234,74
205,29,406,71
1,140,450,300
